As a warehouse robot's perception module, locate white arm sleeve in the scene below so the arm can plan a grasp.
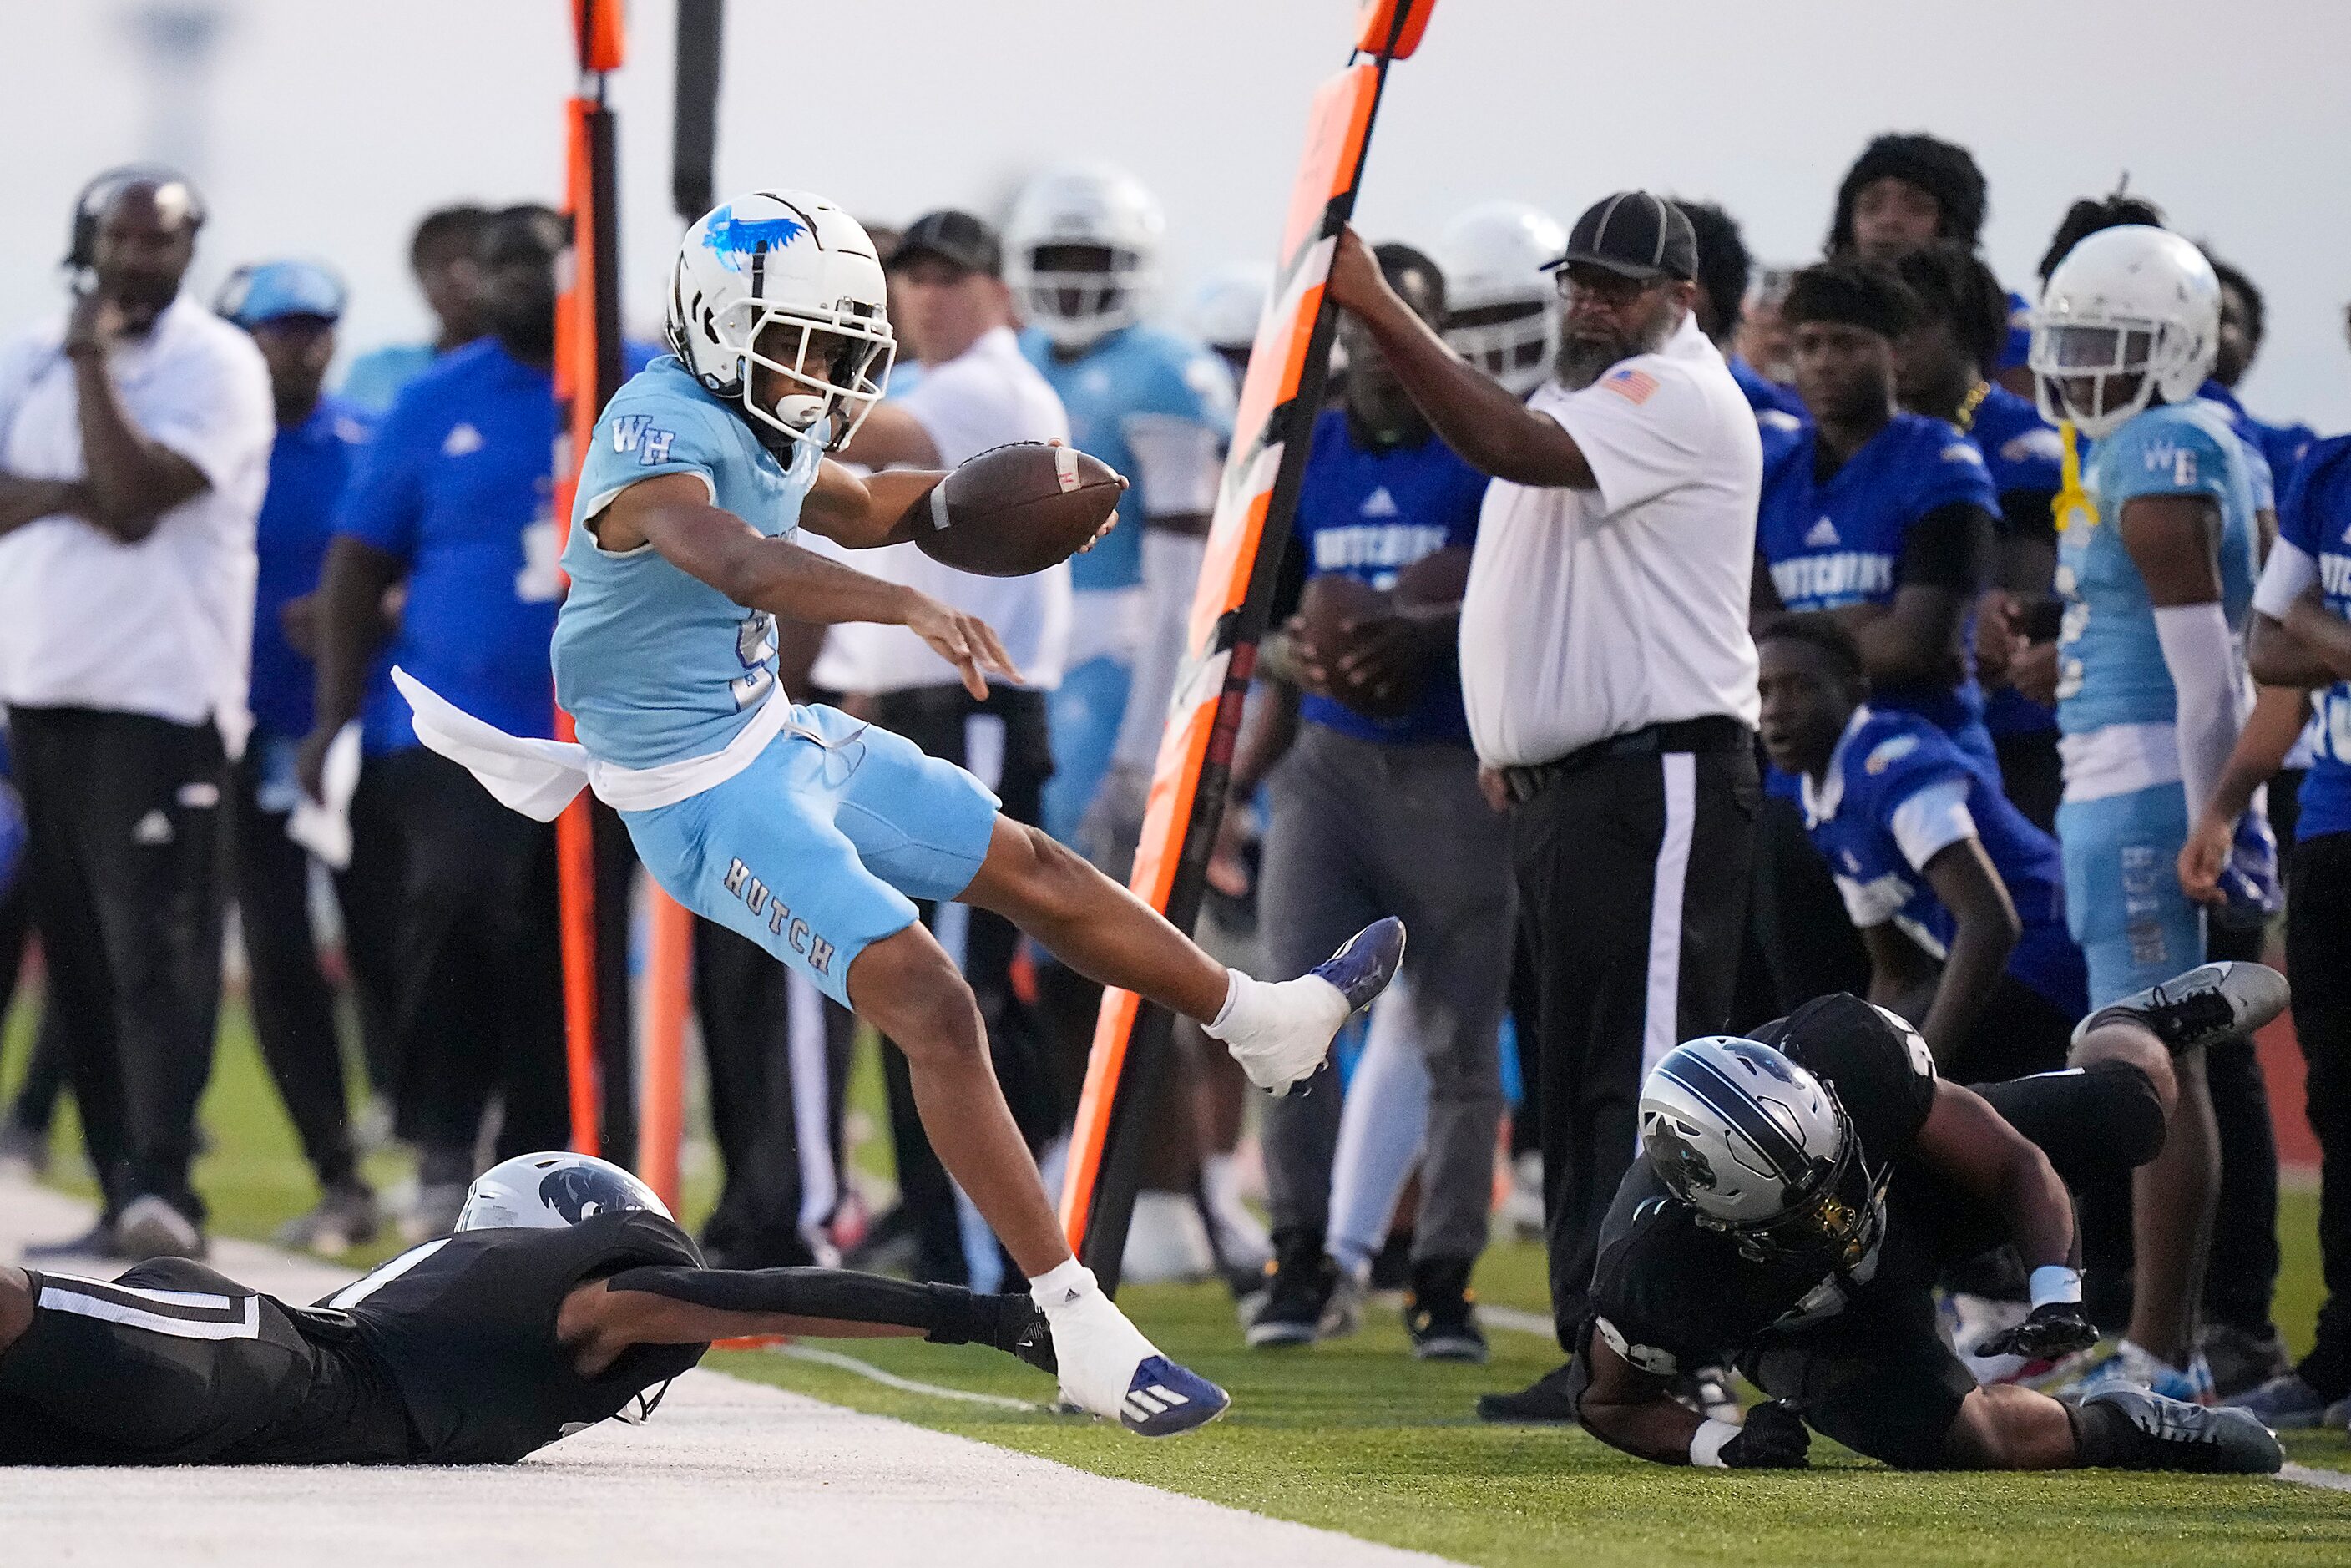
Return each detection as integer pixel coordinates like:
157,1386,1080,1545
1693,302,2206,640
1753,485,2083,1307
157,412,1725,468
2153,601,2248,822
2252,539,2318,621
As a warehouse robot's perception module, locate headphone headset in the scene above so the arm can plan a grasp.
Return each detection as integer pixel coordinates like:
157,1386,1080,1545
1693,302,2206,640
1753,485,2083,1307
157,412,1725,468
65,164,207,283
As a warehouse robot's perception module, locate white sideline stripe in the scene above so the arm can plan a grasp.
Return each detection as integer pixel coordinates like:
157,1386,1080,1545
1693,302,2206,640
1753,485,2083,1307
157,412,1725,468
1480,1305,1556,1339
771,1343,1043,1413
1640,752,1698,1105
2282,1463,2351,1494
39,1283,260,1341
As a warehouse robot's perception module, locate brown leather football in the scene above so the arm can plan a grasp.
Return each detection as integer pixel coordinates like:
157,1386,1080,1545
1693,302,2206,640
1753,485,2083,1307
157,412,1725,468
1297,574,1418,720
913,441,1126,578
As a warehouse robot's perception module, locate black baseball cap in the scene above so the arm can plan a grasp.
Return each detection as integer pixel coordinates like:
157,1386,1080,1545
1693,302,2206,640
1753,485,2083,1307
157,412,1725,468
892,210,1002,278
1545,191,1698,282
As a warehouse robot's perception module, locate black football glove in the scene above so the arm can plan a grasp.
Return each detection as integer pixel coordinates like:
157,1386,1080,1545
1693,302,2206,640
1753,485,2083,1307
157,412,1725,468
1718,1399,1810,1469
1975,1301,2100,1360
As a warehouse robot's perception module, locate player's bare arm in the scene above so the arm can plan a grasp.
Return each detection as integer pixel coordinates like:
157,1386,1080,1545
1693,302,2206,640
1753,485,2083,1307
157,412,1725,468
596,470,1019,699
0,476,93,539
2180,677,2310,901
296,534,407,798
1910,838,2023,1063
1578,1335,1809,1469
1826,582,1971,689
1324,225,1596,489
801,458,950,548
1911,1080,2075,1282
2268,591,2351,682
61,288,210,542
827,401,943,473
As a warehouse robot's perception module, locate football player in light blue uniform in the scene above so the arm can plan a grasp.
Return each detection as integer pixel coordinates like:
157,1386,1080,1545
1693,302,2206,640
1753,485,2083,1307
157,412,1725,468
2037,225,2260,1403
429,191,1405,1437
1006,166,1236,856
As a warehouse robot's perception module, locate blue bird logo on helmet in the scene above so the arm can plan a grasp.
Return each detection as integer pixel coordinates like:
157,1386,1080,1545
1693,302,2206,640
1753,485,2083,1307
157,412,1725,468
702,207,808,271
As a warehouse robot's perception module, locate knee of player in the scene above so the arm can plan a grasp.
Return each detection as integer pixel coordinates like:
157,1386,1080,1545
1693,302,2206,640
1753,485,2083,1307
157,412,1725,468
2068,1024,2177,1120
1001,821,1097,916
2075,1056,2175,1166
870,964,987,1069
0,1266,35,1356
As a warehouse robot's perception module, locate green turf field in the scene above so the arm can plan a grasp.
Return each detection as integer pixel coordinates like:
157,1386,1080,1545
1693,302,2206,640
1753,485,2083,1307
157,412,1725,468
7,995,2350,1565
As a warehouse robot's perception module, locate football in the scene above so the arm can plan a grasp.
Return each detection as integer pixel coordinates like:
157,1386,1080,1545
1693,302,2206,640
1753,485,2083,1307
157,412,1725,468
1297,574,1413,719
913,441,1127,578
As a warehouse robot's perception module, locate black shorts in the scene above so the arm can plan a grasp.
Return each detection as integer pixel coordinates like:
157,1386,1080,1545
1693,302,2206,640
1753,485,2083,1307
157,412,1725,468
0,1259,411,1466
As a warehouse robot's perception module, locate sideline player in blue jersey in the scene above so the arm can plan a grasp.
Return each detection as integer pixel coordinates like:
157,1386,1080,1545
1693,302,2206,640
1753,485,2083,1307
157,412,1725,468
2202,255,2316,497
1004,166,1236,862
1757,261,2001,773
1893,244,2069,830
2035,224,2262,1404
2194,434,2351,1428
1680,199,1808,435
396,190,1402,1435
1758,617,2085,1080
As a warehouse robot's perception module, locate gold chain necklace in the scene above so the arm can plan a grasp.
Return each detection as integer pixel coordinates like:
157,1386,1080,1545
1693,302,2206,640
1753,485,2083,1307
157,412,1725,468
1954,379,1992,432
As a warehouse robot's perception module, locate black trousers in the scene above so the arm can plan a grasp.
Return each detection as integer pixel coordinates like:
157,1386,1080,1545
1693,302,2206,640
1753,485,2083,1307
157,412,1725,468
867,683,1053,1286
370,747,568,1172
1747,791,1868,1021
8,706,227,1222
340,759,410,1101
692,918,853,1267
2290,831,2351,1397
1514,741,1759,1345
1992,727,2064,835
2,866,73,1133
228,743,359,1191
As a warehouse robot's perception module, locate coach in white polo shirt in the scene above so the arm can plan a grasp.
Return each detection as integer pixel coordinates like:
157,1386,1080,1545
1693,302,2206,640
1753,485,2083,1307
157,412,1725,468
817,209,1073,1288
0,168,273,1261
1326,191,1763,1420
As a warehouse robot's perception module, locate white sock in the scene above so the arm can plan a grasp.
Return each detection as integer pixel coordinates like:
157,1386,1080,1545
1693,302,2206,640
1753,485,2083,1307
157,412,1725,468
1201,967,1345,1052
1030,1257,1098,1314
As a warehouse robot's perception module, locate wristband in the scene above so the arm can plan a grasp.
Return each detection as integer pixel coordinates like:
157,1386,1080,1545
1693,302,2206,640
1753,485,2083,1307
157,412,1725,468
1689,1417,1742,1468
2029,1265,2082,1308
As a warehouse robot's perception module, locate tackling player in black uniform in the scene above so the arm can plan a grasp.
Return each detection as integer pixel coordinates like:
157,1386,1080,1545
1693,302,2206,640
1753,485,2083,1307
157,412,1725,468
0,1154,1062,1465
1566,963,2289,1474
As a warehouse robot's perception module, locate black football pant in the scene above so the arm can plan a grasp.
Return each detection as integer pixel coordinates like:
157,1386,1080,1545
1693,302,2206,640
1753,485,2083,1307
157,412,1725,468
371,747,568,1173
8,706,226,1223
1514,740,1758,1346
2289,831,2351,1399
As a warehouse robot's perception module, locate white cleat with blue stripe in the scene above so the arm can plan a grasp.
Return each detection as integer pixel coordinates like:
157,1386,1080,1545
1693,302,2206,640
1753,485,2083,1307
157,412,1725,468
1041,1267,1231,1437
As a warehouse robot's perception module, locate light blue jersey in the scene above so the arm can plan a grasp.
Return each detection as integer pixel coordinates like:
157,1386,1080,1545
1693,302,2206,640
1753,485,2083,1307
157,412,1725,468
2054,399,2258,736
1020,324,1233,593
554,356,820,770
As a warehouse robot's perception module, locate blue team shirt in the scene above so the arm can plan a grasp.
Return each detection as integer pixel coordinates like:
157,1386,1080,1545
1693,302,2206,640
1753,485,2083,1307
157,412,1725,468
1020,324,1234,594
1998,289,2034,372
553,356,822,771
338,341,446,416
2201,380,2314,501
1731,356,1808,431
1759,412,2000,739
2278,436,2351,841
250,395,375,738
2055,399,2258,736
1804,706,2086,1014
1970,384,2066,741
336,341,569,754
1291,407,1487,746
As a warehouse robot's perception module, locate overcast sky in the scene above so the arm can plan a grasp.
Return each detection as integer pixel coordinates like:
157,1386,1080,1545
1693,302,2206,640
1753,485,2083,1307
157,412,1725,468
6,1,2348,427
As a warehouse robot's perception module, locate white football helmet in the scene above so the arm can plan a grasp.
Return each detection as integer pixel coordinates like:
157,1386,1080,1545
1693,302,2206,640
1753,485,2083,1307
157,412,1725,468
457,1152,673,1232
1638,1036,1885,1275
2030,224,2219,439
1188,260,1272,357
1438,201,1568,397
667,190,895,453
1005,164,1165,350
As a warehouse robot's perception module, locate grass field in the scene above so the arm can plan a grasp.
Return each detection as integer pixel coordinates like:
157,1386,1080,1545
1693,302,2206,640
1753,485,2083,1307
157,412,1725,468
7,995,2351,1565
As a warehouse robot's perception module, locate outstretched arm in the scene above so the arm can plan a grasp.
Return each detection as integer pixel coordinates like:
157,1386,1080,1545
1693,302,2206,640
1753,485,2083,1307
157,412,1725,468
556,1264,1050,1380
801,458,952,549
1577,1334,1809,1469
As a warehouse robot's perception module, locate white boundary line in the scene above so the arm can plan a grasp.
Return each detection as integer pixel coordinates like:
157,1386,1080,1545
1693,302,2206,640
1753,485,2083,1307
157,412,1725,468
2280,1462,2351,1494
770,1343,1044,1413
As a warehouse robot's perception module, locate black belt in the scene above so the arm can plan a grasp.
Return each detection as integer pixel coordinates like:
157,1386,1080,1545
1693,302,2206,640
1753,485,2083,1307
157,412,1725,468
1500,716,1752,804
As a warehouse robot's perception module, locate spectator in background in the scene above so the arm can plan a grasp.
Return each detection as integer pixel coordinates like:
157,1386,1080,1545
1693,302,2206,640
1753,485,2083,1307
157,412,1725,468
215,260,382,1254
2203,253,2318,493
0,169,274,1259
1827,132,2035,392
1736,265,1799,390
337,205,489,414
1190,262,1270,386
1221,244,1508,1361
1677,198,1807,430
816,210,1070,1288
1893,242,2067,831
301,205,580,1238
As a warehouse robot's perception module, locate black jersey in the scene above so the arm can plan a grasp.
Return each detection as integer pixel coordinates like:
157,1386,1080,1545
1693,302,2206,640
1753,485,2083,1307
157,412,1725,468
324,1209,708,1464
1589,994,1942,1378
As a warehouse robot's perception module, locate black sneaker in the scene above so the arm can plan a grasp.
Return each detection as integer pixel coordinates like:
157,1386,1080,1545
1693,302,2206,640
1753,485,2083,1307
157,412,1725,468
1247,1230,1336,1348
2199,1322,2293,1402
1405,1257,1488,1363
2077,1387,2283,1474
1477,1359,1580,1423
2074,962,2290,1055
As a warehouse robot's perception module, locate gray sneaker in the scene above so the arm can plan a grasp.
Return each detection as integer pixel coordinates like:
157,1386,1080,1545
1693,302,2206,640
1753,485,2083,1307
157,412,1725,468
2074,962,2290,1055
401,1181,469,1243
273,1181,381,1256
115,1195,205,1261
2200,1323,2293,1401
2222,1371,2351,1429
0,1117,50,1180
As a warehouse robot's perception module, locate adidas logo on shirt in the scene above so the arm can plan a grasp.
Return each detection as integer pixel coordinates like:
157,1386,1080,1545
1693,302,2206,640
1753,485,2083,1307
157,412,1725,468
1804,516,1840,548
442,422,484,457
1360,486,1400,518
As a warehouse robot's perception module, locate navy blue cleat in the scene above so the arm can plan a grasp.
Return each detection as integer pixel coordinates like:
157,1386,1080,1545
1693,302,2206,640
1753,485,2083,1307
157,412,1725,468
1312,917,1408,1015
1118,1355,1231,1437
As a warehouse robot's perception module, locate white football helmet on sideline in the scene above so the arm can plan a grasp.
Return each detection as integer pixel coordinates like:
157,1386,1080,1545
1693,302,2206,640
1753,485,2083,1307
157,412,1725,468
1638,1037,1887,1276
457,1152,673,1232
1188,260,1272,359
667,190,896,453
2030,224,2219,440
1438,201,1568,397
1006,164,1165,350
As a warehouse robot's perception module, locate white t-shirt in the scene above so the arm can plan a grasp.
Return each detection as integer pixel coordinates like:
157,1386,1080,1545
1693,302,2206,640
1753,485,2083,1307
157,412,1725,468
0,296,274,749
811,326,1072,695
1458,311,1762,766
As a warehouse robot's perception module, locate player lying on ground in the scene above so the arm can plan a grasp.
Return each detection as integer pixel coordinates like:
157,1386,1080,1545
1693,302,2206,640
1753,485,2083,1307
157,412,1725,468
1566,964,2289,1472
350,191,1406,1436
0,1155,1063,1465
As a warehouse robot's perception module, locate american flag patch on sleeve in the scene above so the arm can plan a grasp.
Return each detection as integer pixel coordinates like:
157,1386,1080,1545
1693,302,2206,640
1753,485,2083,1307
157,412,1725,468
1602,367,1659,405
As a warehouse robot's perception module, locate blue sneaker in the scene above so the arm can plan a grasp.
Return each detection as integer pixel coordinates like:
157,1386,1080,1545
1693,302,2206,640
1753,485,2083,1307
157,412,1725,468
1117,1356,1231,1437
1313,917,1408,1014
2052,1338,2214,1406
2224,1371,2351,1430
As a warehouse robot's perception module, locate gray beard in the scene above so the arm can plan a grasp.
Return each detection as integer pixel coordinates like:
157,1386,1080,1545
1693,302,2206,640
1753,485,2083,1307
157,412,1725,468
1556,313,1676,391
